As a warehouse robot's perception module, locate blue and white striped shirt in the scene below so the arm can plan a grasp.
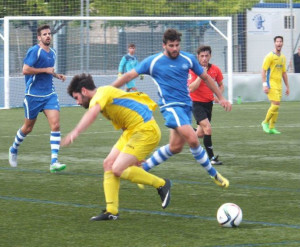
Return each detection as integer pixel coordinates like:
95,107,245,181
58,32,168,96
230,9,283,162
24,44,56,97
135,51,204,108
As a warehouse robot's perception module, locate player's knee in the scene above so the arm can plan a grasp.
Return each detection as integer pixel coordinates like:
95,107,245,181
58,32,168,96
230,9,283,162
169,144,183,154
111,166,123,177
186,136,200,148
51,122,60,131
22,125,33,134
103,157,114,171
203,127,212,136
196,129,205,138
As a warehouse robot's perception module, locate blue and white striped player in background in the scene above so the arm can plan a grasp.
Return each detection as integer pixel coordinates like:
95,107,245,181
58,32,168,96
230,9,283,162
118,43,143,92
112,28,232,188
8,24,67,173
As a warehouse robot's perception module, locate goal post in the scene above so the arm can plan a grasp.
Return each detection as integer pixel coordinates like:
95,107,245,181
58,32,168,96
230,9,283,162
2,16,233,109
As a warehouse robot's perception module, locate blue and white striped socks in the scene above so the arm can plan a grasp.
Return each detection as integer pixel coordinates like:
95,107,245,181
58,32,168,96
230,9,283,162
142,144,173,171
190,145,217,177
50,131,61,165
11,129,26,153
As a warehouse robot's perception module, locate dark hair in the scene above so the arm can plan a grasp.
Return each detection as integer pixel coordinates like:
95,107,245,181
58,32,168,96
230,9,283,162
68,73,96,97
197,45,212,55
128,43,136,48
163,28,182,44
37,25,51,36
274,36,283,42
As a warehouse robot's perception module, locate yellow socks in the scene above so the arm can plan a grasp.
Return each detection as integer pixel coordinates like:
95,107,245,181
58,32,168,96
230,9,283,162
103,167,166,214
121,166,165,189
264,104,279,129
269,111,279,129
103,171,120,215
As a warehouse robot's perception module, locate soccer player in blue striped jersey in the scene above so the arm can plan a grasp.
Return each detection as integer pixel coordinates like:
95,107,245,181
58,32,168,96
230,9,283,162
8,24,67,173
112,28,231,188
61,73,171,220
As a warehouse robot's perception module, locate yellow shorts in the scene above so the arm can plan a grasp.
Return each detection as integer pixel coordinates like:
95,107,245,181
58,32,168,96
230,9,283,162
267,88,282,102
114,119,161,161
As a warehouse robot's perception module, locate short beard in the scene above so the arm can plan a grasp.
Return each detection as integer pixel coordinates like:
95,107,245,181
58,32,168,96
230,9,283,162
81,95,90,109
167,50,179,59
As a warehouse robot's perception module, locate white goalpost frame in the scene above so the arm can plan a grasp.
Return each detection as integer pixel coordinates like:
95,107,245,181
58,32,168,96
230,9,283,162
3,16,233,109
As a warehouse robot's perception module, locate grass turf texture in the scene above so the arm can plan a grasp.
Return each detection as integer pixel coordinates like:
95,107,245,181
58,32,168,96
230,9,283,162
1,102,300,247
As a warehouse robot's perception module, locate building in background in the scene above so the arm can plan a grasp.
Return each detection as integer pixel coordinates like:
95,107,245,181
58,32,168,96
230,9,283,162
247,3,300,72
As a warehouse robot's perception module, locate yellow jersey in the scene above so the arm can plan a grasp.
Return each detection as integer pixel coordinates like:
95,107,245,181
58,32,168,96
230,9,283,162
89,86,157,130
262,52,286,90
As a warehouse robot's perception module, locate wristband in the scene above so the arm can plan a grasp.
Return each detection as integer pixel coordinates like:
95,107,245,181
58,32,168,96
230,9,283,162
262,82,268,87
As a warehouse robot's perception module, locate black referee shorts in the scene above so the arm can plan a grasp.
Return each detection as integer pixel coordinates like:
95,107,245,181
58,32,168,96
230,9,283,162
192,101,213,124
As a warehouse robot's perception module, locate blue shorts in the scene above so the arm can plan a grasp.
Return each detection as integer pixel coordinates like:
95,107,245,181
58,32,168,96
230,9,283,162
161,105,192,129
23,94,60,119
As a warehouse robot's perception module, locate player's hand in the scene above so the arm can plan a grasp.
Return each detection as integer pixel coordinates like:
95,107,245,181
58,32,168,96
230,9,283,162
56,73,66,82
263,86,269,94
61,132,78,147
214,97,219,103
140,74,144,80
219,99,232,112
188,81,199,93
285,87,290,96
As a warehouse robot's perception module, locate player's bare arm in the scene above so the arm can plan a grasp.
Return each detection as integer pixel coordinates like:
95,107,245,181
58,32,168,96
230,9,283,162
188,77,201,93
282,72,290,96
61,104,101,146
200,72,232,111
53,72,66,82
214,81,224,103
23,64,54,75
112,70,139,88
261,69,269,94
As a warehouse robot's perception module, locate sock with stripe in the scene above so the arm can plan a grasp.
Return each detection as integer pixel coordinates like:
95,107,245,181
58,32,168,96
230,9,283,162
50,131,61,164
10,129,26,153
142,144,174,171
190,145,217,177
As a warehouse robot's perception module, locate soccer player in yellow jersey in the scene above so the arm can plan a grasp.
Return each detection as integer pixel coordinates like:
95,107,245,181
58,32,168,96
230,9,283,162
261,36,290,134
61,73,171,221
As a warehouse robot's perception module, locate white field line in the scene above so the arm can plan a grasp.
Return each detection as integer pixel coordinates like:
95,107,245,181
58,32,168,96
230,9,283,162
1,123,300,139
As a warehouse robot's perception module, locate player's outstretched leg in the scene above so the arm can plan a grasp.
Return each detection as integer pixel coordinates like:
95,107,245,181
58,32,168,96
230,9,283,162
121,166,172,209
142,144,174,171
190,145,229,188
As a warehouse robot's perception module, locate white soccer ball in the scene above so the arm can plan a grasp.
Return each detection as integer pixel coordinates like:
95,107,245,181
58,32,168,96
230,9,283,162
217,203,243,227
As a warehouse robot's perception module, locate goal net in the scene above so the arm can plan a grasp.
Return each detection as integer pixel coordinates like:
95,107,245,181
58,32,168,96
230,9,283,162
2,16,232,109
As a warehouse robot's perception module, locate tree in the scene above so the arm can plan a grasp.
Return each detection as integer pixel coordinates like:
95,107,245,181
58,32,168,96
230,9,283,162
1,0,81,44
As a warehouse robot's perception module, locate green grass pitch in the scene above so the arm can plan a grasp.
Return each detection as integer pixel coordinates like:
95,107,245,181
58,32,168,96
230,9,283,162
1,101,300,247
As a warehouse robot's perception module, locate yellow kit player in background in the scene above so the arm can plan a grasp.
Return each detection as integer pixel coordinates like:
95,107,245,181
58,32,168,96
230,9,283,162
61,73,171,221
261,36,290,134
